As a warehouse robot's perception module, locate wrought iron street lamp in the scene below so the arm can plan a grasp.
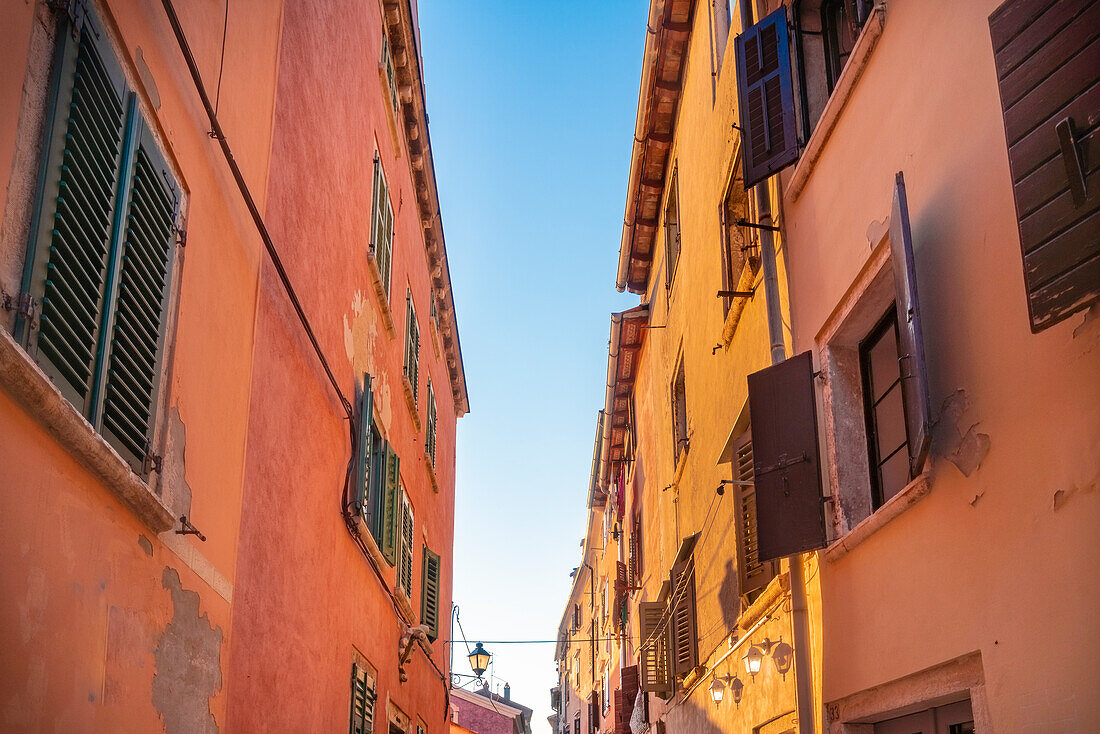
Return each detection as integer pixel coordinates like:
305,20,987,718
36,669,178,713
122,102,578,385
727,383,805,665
468,642,491,677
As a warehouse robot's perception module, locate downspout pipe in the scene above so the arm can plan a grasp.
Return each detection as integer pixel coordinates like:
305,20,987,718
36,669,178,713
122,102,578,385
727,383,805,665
739,4,814,733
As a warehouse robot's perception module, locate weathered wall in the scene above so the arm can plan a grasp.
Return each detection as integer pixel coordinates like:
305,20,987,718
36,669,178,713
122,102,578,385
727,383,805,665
223,0,456,731
779,0,1100,729
0,0,281,729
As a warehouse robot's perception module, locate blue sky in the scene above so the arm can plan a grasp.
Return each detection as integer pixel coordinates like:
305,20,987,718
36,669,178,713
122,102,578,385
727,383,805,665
418,1,646,729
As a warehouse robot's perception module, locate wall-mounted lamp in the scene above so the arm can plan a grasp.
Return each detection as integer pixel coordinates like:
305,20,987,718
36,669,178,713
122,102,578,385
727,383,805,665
743,637,776,678
708,673,745,708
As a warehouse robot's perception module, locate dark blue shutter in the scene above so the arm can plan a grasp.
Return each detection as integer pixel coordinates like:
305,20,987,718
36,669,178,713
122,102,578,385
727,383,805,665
889,172,931,478
24,15,128,411
354,374,376,524
747,351,827,561
734,7,799,189
99,118,178,471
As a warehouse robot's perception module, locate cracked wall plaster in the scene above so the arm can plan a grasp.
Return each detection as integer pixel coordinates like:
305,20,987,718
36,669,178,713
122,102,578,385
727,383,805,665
159,408,192,516
343,289,394,429
153,568,223,734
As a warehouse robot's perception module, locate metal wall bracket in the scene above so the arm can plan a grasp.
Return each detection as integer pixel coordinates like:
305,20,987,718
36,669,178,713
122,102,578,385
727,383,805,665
175,515,206,542
736,217,781,232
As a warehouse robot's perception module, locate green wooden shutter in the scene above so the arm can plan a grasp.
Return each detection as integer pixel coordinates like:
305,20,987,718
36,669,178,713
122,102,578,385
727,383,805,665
420,546,441,640
350,663,367,734
404,292,419,403
24,16,128,412
99,118,178,471
354,374,376,522
378,444,400,565
369,155,392,299
397,490,414,596
425,379,437,464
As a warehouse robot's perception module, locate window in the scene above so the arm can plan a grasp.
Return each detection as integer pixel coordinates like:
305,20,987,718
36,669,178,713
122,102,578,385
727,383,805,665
17,9,180,475
720,157,761,315
639,545,698,699
403,290,420,403
425,379,437,465
860,306,911,508
601,668,610,716
663,170,681,289
381,36,401,119
353,374,382,529
821,0,872,92
420,546,441,641
370,155,394,299
375,442,401,566
573,714,580,734
396,486,414,597
713,0,732,77
350,661,378,734
628,513,643,589
671,357,688,461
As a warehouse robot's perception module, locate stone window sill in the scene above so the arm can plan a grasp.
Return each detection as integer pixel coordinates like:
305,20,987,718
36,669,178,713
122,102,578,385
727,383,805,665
424,452,439,494
366,252,396,337
401,376,421,432
720,262,759,347
785,2,886,203
824,472,932,563
737,570,789,631
671,444,689,489
0,327,175,532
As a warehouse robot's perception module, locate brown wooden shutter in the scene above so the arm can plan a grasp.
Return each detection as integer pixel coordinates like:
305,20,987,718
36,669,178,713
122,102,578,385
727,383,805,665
734,7,800,189
890,172,933,478
747,351,828,561
734,433,774,602
616,665,638,734
638,601,672,697
989,0,1100,332
668,559,698,679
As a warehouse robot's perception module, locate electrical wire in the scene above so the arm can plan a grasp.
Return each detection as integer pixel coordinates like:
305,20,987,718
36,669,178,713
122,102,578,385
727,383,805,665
213,0,228,116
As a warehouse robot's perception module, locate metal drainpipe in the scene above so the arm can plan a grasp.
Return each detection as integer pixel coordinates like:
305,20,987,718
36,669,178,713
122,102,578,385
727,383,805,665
757,185,816,734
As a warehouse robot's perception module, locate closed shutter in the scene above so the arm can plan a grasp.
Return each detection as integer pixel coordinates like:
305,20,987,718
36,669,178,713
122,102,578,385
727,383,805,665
747,351,828,561
638,601,671,697
354,375,376,522
889,172,932,478
425,379,437,464
989,0,1100,331
100,119,178,471
24,16,128,411
614,561,628,632
420,546,441,640
668,559,698,678
404,293,420,402
734,433,774,602
397,489,414,596
350,662,376,734
616,665,638,734
378,443,400,565
734,7,799,189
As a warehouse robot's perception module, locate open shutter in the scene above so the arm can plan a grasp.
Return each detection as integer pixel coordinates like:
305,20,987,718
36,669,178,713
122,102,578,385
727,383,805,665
23,15,128,411
747,351,827,561
100,118,178,472
354,375,376,520
638,601,671,697
668,559,698,678
397,490,414,596
420,547,441,640
890,173,932,478
379,443,400,565
989,0,1100,331
734,432,774,602
734,7,799,189
616,666,638,734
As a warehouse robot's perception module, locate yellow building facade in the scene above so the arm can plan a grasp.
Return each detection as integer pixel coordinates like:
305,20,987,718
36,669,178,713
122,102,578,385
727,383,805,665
555,0,1097,732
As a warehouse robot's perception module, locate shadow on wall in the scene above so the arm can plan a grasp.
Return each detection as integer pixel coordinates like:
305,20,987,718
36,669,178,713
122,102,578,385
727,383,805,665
718,559,741,632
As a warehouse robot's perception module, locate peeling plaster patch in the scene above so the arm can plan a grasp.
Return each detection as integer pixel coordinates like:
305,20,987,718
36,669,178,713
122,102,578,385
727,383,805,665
1072,302,1099,348
932,389,990,477
153,568,223,734
160,408,192,516
134,47,161,109
342,289,394,429
138,535,154,556
19,566,47,644
865,216,889,248
1053,475,1097,511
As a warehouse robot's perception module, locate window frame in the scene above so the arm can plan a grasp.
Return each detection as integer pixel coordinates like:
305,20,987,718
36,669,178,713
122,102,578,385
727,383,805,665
403,288,420,404
670,355,688,463
858,305,911,510
370,154,394,300
14,8,183,478
663,168,682,292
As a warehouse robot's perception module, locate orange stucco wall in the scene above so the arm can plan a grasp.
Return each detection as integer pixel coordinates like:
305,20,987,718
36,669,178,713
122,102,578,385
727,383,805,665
223,0,456,731
1,0,457,731
779,0,1100,728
